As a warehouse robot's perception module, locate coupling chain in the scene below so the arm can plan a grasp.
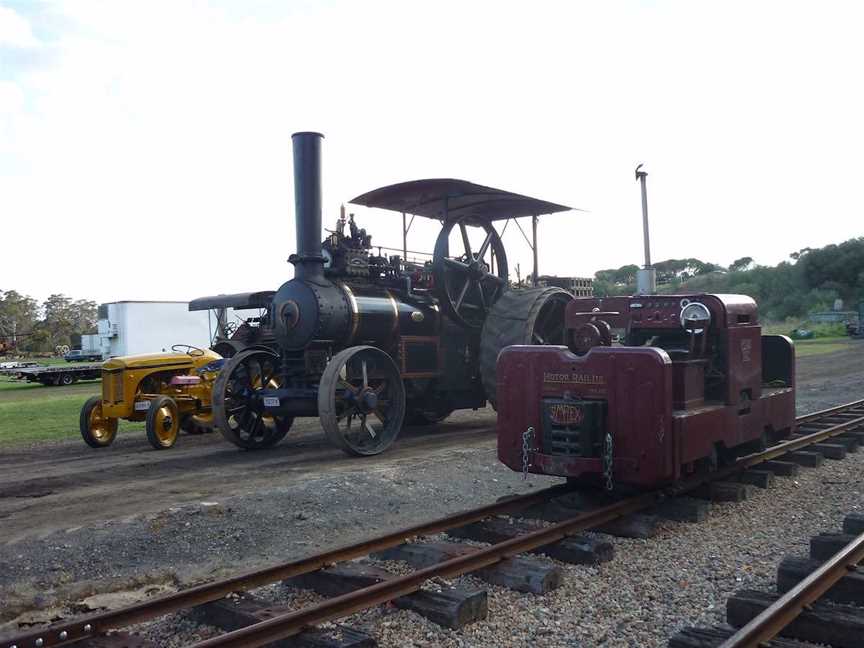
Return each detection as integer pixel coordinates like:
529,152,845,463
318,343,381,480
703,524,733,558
521,426,535,481
603,431,614,491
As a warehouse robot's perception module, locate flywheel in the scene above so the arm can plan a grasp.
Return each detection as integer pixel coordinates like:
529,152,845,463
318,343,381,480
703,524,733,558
479,286,574,407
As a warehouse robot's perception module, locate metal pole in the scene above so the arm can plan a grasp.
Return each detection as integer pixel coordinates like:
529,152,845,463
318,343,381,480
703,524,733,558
634,164,656,294
402,212,407,262
636,164,651,267
531,214,538,287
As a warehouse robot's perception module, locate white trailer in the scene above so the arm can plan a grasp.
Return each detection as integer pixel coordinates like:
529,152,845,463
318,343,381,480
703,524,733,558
80,334,101,353
97,301,214,358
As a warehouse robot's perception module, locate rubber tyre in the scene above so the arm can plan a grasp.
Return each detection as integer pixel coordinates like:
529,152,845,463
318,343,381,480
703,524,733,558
479,287,574,407
79,396,118,448
145,395,180,450
60,373,74,386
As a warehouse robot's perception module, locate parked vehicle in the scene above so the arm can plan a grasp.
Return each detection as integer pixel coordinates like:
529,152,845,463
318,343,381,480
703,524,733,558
194,132,574,455
497,294,796,489
80,345,223,450
5,363,102,386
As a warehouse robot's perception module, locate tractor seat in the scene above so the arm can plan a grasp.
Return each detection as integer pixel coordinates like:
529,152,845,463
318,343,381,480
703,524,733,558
170,375,202,386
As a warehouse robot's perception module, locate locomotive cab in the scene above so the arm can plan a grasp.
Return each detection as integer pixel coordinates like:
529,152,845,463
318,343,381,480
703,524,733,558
497,293,796,488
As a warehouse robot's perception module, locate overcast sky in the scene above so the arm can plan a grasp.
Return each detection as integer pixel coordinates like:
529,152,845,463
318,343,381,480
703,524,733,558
2,1,863,305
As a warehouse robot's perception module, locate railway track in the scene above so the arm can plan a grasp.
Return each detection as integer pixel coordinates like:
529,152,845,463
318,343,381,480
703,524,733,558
671,513,864,648
5,399,864,648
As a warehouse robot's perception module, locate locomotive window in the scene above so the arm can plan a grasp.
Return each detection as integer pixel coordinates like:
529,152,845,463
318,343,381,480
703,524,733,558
737,315,751,323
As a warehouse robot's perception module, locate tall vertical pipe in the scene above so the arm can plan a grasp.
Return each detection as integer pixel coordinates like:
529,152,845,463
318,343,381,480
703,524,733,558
291,131,325,282
635,164,656,294
531,214,539,286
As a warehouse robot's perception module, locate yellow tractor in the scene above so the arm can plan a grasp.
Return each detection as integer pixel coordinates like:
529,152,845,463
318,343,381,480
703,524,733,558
79,345,223,450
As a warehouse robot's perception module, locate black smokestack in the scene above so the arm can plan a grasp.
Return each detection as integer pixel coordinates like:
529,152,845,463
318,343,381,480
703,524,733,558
290,131,325,282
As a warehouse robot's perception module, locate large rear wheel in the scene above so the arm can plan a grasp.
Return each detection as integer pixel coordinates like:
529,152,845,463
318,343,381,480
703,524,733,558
213,349,293,449
479,287,574,408
319,346,406,456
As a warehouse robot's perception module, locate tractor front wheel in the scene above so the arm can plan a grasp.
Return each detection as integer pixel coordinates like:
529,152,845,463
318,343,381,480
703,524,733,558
80,396,118,448
145,396,180,449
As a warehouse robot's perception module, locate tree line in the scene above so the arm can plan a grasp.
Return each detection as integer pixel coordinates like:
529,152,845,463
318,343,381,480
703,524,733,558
0,290,97,352
592,237,864,321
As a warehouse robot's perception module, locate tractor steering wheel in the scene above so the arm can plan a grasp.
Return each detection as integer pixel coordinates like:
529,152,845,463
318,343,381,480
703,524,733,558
172,344,205,357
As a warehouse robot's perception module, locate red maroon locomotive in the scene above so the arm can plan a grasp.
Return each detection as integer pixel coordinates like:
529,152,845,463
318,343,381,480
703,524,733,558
497,294,796,489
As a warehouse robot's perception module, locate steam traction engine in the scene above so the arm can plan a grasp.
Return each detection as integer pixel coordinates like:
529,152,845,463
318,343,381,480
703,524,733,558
194,132,574,455
497,294,797,488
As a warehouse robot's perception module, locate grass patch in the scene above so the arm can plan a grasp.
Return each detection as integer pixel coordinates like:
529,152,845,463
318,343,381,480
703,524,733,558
0,383,141,445
793,337,853,358
0,379,100,401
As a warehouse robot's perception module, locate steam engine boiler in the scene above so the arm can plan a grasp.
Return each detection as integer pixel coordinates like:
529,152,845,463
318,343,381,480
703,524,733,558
193,132,576,455
497,293,796,488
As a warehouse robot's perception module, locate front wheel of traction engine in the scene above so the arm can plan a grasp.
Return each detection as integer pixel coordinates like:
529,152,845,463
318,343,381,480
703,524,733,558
213,349,294,450
319,346,406,457
80,396,118,448
145,395,180,449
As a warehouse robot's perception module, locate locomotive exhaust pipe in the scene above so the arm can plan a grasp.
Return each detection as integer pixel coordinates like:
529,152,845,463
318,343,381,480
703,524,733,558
290,131,325,282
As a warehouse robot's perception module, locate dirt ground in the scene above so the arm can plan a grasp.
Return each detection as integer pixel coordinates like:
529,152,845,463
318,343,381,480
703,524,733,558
1,341,863,628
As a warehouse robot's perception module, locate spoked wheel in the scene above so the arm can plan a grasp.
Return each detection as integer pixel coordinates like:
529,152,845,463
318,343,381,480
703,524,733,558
145,395,180,449
319,346,406,456
432,217,508,329
80,396,118,448
213,349,293,450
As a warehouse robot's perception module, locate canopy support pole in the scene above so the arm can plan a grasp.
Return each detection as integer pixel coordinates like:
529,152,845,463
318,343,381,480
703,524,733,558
532,214,539,287
402,212,407,262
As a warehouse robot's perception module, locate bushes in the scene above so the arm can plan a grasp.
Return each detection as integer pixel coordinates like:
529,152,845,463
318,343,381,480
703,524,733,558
592,237,864,322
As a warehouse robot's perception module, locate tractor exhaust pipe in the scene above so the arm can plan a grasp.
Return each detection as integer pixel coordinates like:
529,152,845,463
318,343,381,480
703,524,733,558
290,131,325,282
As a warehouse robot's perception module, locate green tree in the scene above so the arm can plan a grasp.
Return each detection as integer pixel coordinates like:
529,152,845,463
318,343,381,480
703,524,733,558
729,256,754,273
0,289,39,344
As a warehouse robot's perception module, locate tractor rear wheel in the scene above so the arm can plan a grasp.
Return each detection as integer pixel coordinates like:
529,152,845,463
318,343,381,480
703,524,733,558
145,395,180,449
181,413,216,435
479,287,574,408
80,396,118,448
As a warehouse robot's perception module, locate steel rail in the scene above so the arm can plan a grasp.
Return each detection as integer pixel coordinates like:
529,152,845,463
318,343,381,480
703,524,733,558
5,402,864,648
191,492,661,648
190,411,864,648
1,484,571,648
718,531,864,648
795,398,864,424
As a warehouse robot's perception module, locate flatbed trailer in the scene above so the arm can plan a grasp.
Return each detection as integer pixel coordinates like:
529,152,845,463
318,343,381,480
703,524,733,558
1,363,102,386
